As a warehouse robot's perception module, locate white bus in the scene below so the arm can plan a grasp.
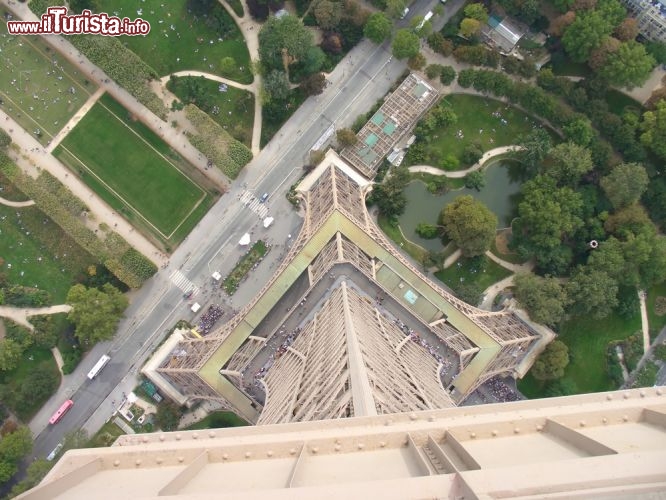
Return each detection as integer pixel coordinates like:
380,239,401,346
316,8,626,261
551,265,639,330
87,354,111,380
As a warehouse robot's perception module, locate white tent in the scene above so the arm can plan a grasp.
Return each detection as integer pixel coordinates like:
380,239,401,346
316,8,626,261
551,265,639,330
263,217,274,228
239,233,251,246
211,271,222,281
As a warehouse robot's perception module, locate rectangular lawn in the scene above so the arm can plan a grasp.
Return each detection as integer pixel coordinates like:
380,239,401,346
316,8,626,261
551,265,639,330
0,19,97,145
54,95,208,241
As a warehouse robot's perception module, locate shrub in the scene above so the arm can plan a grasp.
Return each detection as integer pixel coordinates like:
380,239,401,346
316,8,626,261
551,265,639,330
464,170,485,190
440,65,457,85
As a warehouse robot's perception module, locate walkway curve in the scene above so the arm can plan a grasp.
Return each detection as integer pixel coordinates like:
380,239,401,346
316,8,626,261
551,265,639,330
485,250,534,273
408,145,524,178
0,304,72,331
480,274,515,311
158,71,255,91
0,195,35,208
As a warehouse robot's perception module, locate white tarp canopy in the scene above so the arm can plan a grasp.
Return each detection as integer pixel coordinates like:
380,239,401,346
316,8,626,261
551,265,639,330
191,302,201,313
239,233,251,246
263,217,274,228
211,271,222,281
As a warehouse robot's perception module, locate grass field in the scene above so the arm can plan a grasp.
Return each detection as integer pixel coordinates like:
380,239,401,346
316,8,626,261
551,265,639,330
377,214,429,264
185,411,248,430
0,340,60,421
520,310,641,398
167,76,254,147
110,0,252,83
408,94,555,167
435,255,511,292
0,19,97,146
54,94,214,245
0,172,97,304
605,89,643,116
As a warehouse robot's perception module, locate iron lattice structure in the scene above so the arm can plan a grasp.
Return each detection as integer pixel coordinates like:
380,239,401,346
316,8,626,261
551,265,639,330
149,150,554,423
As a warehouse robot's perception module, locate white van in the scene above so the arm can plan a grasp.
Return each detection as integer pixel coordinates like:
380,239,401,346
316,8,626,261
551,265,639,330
400,7,409,18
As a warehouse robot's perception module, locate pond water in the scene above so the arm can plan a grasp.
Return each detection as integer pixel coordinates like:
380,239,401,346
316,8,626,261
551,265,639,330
397,161,523,252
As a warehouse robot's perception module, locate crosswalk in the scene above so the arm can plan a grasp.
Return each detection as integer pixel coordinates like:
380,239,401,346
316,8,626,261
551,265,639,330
170,270,199,295
239,190,269,218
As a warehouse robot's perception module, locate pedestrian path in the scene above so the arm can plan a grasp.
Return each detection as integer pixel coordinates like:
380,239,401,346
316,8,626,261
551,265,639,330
169,269,199,295
0,195,35,208
239,190,269,218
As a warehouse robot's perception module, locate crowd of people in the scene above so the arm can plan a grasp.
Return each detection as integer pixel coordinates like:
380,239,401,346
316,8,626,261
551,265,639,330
485,376,521,402
389,315,454,374
196,304,224,335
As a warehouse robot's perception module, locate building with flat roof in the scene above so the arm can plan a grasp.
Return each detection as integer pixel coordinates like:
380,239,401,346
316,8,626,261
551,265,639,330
482,15,528,54
143,150,554,425
621,0,666,43
341,73,438,178
18,387,666,499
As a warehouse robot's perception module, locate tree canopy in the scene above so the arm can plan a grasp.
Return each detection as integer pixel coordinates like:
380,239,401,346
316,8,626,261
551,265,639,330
597,41,655,88
258,15,315,73
0,339,24,372
372,166,411,219
66,283,128,345
263,70,291,101
531,340,570,381
514,272,569,327
545,141,594,186
392,29,420,59
364,12,392,43
640,99,666,161
439,196,497,257
566,266,619,318
463,3,489,23
0,426,32,483
460,18,482,38
600,162,649,209
562,10,614,62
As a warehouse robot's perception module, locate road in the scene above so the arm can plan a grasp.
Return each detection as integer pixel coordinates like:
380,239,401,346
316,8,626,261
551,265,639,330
28,0,464,462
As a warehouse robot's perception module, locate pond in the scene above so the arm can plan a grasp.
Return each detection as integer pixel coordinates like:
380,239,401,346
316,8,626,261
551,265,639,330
397,161,523,252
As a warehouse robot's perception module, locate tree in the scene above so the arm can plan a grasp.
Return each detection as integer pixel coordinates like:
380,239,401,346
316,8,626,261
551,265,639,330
459,18,481,38
531,340,570,380
364,12,392,43
640,99,666,160
385,0,407,18
549,11,576,37
425,64,443,79
300,72,327,96
16,367,58,414
517,175,584,268
518,128,552,173
440,65,456,85
464,2,489,22
439,196,497,257
156,402,184,431
588,36,621,70
514,273,569,327
337,128,358,147
597,41,655,88
10,459,54,497
415,223,439,239
561,10,614,62
66,284,128,346
301,46,326,76
566,266,618,318
407,52,426,70
372,166,411,219
462,142,483,164
614,17,638,41
392,29,420,59
600,162,649,208
0,426,32,463
546,142,594,185
464,171,485,190
258,15,315,72
263,70,291,101
563,117,594,146
314,0,342,29
604,203,654,237
0,339,23,372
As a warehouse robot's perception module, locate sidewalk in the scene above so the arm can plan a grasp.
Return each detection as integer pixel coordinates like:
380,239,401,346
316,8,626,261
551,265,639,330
0,304,71,330
408,146,524,178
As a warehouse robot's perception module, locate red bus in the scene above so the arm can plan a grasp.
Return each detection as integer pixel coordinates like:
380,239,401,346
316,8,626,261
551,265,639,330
49,400,74,425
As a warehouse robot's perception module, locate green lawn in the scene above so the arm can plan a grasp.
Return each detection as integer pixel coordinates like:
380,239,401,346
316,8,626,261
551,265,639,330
88,421,126,448
110,0,252,83
185,411,248,430
0,174,97,303
0,19,97,145
435,255,511,292
377,214,429,264
647,282,666,338
408,94,554,167
54,95,213,244
605,89,643,116
520,310,641,398
0,340,60,422
167,76,254,147
548,57,592,78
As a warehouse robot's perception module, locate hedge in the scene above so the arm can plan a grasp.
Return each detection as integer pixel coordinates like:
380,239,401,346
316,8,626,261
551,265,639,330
185,105,252,179
68,35,168,120
0,153,156,288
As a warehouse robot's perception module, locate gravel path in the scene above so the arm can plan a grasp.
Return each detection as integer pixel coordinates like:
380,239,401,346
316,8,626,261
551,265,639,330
0,304,72,331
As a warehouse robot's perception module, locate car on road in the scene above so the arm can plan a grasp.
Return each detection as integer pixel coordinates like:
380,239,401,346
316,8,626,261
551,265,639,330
260,193,269,203
400,7,409,18
46,442,63,461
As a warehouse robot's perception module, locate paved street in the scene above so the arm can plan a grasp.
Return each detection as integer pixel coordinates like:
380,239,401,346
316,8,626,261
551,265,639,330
10,0,463,461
